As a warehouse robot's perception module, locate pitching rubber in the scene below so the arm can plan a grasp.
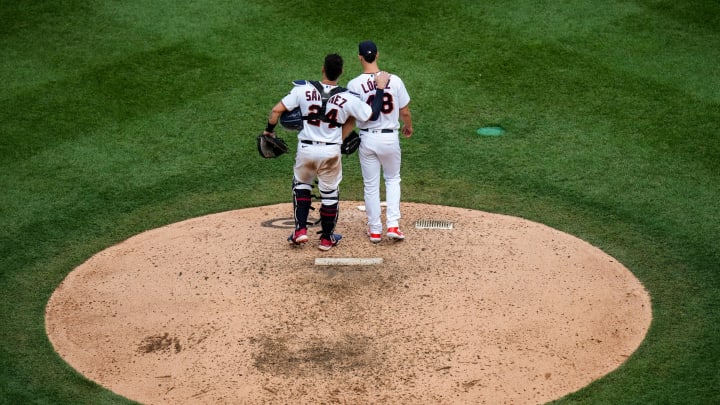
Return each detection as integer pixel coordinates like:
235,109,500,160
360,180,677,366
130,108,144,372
314,257,384,266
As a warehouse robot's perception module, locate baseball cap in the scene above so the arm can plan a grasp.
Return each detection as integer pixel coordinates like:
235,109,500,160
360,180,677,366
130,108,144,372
359,40,377,56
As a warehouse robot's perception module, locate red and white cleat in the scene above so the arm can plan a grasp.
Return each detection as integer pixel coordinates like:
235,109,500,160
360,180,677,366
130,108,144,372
386,227,405,240
288,228,309,245
318,233,342,251
367,229,382,243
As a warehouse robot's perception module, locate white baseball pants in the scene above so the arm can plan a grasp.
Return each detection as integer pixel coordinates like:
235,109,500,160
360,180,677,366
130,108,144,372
359,131,401,233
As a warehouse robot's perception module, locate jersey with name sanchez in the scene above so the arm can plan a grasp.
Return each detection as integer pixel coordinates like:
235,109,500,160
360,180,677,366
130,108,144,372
281,81,372,144
347,73,410,131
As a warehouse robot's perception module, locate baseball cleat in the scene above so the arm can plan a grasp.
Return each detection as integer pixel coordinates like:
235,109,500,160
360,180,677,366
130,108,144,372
367,229,382,243
318,233,342,251
288,228,309,245
386,227,405,240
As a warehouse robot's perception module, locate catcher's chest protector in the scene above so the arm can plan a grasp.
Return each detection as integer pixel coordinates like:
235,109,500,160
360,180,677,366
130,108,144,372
306,81,347,126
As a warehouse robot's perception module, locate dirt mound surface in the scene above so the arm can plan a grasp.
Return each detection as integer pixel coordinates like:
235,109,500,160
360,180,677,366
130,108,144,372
46,202,651,404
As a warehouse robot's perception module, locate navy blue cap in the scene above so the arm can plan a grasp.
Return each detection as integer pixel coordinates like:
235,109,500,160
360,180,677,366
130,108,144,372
359,40,377,56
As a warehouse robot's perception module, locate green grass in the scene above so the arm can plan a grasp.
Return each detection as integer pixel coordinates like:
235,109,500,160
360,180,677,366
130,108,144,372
1,0,719,403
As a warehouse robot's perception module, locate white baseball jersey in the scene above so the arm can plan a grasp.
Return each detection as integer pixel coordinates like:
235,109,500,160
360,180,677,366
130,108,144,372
346,73,410,130
347,72,411,234
281,80,374,144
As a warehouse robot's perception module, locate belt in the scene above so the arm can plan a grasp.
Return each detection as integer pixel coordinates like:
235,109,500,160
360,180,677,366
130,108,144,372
359,128,395,134
300,140,339,145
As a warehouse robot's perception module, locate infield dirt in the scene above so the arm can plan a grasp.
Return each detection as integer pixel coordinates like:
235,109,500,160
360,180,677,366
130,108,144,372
45,202,651,404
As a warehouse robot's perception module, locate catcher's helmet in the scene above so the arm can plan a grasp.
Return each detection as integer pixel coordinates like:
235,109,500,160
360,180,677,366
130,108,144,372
280,108,303,131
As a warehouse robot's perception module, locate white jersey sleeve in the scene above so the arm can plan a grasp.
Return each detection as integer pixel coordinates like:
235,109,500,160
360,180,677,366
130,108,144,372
340,91,374,122
346,73,410,130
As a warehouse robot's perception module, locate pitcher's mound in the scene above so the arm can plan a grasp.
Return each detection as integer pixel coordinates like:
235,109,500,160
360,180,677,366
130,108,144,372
45,202,651,404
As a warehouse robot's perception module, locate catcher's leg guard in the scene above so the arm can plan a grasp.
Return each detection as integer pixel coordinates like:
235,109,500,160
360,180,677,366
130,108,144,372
317,187,340,239
292,182,313,230
319,203,339,240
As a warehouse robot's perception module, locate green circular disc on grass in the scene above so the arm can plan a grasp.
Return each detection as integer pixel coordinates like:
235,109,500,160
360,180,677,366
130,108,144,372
477,126,505,136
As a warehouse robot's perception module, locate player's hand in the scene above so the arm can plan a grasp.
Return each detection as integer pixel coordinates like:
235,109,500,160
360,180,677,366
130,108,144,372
263,130,276,137
375,71,389,90
402,126,413,138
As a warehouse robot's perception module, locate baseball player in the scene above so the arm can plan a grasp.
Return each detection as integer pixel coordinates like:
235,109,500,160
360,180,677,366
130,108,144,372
263,53,389,251
346,41,413,243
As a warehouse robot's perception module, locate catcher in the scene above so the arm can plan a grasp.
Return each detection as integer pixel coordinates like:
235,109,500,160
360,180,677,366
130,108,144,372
261,53,388,251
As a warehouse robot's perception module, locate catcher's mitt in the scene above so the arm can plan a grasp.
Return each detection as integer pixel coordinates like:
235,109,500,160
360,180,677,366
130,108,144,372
341,131,361,155
257,133,288,158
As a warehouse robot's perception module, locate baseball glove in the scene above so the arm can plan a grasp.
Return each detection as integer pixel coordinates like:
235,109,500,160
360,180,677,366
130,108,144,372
257,133,288,158
341,130,361,155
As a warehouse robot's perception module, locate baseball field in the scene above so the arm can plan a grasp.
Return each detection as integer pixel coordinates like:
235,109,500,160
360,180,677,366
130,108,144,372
1,1,718,404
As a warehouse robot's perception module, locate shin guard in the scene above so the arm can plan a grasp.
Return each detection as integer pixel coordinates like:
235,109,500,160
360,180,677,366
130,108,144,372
293,187,312,230
319,203,339,239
